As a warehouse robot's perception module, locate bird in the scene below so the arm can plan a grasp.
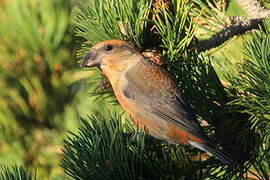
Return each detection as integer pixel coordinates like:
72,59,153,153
81,39,235,165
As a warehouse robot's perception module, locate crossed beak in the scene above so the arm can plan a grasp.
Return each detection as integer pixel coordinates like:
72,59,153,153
81,51,100,68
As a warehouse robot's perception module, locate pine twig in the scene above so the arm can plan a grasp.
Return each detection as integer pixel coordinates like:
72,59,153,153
197,0,270,52
197,17,261,52
0,165,35,180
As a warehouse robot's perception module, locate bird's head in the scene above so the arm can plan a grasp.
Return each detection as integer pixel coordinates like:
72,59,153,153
81,39,139,71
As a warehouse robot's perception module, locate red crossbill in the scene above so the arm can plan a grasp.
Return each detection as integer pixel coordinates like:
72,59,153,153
82,39,234,165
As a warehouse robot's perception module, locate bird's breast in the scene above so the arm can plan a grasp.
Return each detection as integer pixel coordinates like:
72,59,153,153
113,76,136,114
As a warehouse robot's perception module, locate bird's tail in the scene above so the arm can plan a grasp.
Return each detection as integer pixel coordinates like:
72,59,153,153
188,141,236,165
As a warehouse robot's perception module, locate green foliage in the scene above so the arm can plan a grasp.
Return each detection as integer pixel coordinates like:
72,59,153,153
224,20,270,178
154,0,195,58
191,0,229,39
0,165,35,180
228,20,270,135
74,0,153,59
225,0,247,16
62,112,206,180
62,112,267,180
0,0,79,129
0,0,85,177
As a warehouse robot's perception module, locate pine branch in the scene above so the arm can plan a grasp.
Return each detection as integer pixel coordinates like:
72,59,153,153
61,110,266,179
226,20,270,131
197,17,261,52
61,112,204,179
0,165,35,180
193,0,270,52
153,0,196,59
223,20,270,180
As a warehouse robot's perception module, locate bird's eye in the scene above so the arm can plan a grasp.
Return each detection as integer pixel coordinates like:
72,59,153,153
105,44,113,51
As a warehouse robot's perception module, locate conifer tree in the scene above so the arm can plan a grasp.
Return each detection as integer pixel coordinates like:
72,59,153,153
1,0,269,179
61,0,270,179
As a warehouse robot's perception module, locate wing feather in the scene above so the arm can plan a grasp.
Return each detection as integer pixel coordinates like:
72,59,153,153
123,58,206,140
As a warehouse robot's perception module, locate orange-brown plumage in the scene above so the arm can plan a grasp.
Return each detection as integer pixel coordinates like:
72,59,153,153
82,39,235,165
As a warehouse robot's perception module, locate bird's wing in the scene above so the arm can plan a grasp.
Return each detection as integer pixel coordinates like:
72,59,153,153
122,58,205,139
